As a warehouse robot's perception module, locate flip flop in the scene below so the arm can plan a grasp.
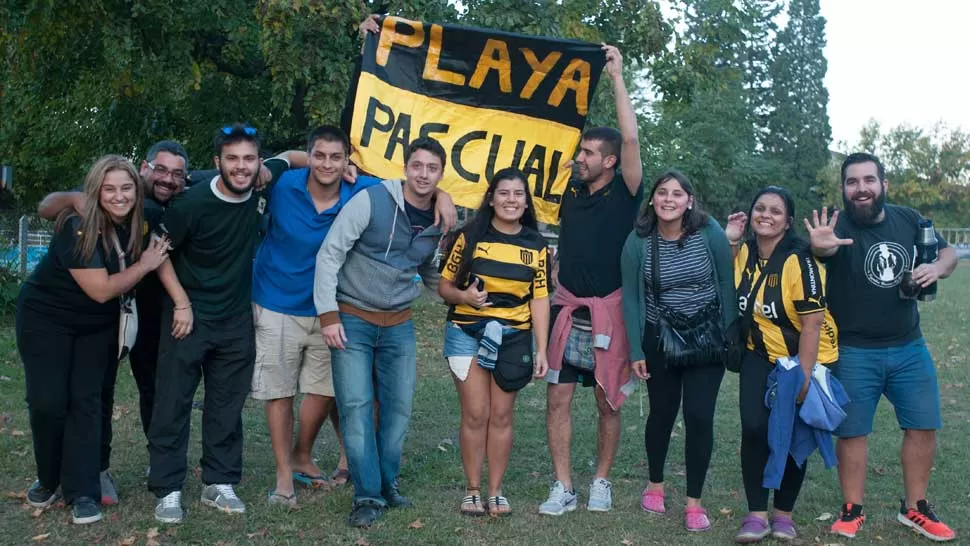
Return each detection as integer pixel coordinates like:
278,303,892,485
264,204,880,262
267,489,296,508
292,471,329,489
330,468,350,486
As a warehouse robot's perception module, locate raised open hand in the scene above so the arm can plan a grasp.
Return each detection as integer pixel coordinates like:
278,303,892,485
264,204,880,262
803,207,853,254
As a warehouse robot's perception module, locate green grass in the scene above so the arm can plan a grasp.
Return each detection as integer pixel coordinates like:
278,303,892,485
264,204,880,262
2,267,970,545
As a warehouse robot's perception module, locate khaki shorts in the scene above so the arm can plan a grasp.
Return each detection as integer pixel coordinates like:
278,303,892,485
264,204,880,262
251,303,333,400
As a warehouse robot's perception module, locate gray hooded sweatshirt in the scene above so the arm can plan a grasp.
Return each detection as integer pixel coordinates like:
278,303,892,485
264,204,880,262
314,178,441,325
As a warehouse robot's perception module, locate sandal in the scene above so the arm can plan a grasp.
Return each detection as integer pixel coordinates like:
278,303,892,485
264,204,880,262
293,471,329,489
267,489,297,508
488,495,512,517
330,467,350,487
460,488,486,516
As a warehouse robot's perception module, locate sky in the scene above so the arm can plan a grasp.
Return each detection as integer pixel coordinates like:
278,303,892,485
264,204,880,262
821,0,970,146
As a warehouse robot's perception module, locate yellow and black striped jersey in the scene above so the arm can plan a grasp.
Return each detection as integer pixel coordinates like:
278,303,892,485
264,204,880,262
441,226,549,329
734,242,839,364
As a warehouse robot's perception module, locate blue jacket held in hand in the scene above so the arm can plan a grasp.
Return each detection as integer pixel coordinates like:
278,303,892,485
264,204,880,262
763,356,850,490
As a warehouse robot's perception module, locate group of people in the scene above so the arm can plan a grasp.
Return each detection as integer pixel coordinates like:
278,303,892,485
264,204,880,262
15,23,960,546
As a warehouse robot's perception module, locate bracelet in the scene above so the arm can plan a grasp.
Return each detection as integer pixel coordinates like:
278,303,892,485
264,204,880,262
174,303,192,311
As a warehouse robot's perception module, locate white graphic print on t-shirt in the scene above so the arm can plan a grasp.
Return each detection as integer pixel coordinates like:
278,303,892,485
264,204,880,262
863,241,910,288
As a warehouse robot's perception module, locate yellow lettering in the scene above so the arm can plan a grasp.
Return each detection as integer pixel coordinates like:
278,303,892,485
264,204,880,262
548,59,591,115
469,39,512,92
376,16,424,67
519,48,562,100
423,24,466,85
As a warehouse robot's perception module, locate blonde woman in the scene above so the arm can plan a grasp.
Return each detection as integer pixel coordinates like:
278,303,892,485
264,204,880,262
17,155,169,524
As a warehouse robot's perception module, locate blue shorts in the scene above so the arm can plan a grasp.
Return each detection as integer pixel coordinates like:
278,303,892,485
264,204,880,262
832,337,942,438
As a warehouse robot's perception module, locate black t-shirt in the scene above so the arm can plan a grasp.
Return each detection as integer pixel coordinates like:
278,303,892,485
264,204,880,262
137,194,168,313
160,162,285,321
405,200,435,235
823,204,949,348
557,172,643,297
19,216,131,333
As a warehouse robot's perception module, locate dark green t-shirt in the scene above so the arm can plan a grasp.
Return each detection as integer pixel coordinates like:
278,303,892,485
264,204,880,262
159,160,286,320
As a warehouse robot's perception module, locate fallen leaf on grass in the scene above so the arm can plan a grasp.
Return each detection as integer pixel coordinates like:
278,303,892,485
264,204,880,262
11,429,25,437
529,472,541,478
871,465,888,476
875,536,884,541
119,536,137,546
31,534,50,542
815,512,833,521
356,538,371,546
621,539,634,545
409,519,425,529
146,528,160,539
8,490,27,500
246,529,267,539
0,375,10,381
719,507,733,516
31,508,43,518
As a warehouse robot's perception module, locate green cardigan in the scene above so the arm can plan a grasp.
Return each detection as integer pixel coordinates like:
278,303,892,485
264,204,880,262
620,216,739,362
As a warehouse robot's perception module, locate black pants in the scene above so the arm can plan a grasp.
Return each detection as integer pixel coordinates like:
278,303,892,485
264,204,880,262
644,352,724,499
147,307,255,497
100,356,120,471
17,307,116,505
740,350,807,512
128,283,164,436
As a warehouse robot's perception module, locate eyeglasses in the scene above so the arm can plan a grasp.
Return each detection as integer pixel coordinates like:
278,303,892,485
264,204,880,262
221,125,257,136
147,162,186,182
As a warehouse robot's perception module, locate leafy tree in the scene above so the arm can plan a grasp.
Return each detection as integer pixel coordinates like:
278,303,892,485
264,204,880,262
763,0,831,219
645,0,783,218
821,121,970,226
0,0,663,207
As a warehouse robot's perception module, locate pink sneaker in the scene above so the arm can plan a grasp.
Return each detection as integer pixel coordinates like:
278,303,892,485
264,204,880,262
685,506,712,532
640,488,665,514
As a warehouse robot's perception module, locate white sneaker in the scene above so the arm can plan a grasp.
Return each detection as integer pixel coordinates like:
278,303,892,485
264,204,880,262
587,478,612,512
154,491,184,524
538,480,578,516
201,484,246,514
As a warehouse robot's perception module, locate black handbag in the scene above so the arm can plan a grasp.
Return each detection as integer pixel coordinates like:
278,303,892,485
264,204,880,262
650,234,727,369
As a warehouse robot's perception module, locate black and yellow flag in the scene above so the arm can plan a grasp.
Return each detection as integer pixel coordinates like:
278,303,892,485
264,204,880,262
348,16,606,224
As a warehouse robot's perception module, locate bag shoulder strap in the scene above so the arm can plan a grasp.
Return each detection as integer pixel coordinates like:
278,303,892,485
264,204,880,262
108,229,127,272
738,242,788,339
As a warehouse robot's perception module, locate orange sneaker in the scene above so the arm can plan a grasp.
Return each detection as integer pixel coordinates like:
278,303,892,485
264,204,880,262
831,503,865,538
897,499,956,542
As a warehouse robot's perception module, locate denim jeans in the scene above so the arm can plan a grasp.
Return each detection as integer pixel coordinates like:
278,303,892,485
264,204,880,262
331,312,417,506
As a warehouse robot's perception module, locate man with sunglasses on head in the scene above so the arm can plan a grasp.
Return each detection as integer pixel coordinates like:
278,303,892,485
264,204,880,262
147,124,306,524
37,140,191,507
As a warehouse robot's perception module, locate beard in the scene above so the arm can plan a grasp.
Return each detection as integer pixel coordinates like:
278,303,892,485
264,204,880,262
576,162,602,184
843,188,886,225
219,165,256,195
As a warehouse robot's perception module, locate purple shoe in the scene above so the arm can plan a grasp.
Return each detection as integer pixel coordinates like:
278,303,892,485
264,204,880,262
770,514,797,540
735,515,770,543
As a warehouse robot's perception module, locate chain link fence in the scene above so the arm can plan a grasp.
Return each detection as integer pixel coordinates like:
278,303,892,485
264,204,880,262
0,213,53,279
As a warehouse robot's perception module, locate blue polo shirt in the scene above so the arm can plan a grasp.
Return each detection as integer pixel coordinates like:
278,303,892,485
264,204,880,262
252,171,381,316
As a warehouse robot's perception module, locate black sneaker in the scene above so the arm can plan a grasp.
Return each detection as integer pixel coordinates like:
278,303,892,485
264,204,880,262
348,501,385,528
383,487,414,509
26,481,60,508
72,496,102,525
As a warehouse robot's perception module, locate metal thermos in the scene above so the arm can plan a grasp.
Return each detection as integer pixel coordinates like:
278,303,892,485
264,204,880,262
916,219,938,301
